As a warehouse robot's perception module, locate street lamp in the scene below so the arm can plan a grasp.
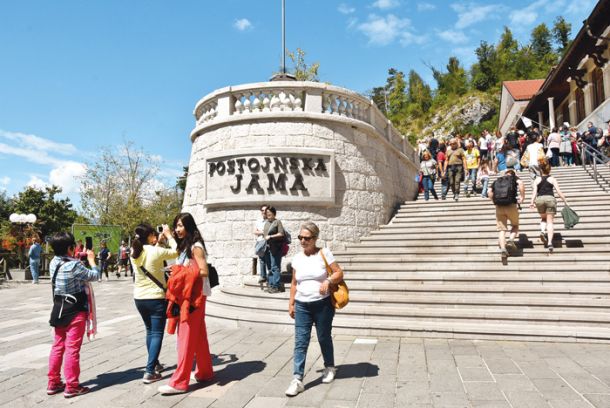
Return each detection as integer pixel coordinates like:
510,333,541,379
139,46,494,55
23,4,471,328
8,213,37,270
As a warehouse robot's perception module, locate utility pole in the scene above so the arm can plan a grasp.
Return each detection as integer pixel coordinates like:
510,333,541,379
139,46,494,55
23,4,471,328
271,0,296,81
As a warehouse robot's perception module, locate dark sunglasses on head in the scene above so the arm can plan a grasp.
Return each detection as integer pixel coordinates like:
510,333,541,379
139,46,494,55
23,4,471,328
297,235,314,241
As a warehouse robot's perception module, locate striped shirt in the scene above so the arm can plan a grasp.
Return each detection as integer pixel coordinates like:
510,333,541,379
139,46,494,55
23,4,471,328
49,256,99,296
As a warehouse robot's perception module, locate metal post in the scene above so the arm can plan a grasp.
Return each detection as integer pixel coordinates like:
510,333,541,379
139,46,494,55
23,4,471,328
594,155,598,183
281,0,286,74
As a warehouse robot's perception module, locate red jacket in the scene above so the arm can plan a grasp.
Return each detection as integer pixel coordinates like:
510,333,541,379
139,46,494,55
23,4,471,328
165,260,204,334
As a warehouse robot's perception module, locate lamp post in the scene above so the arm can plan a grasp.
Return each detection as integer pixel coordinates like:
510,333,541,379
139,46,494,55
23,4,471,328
9,213,37,269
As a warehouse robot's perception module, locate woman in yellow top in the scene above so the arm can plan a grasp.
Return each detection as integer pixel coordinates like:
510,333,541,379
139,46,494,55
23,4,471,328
130,223,178,384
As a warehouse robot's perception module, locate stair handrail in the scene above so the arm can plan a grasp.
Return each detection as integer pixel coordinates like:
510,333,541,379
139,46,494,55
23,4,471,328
578,141,610,187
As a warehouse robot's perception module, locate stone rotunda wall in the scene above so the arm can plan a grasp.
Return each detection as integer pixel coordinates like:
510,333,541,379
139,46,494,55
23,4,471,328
182,81,419,285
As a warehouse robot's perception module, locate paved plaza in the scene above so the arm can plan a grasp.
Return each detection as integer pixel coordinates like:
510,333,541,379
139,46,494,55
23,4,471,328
1,281,610,407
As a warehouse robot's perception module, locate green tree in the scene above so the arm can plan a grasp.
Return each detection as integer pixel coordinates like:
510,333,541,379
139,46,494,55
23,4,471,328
287,48,320,81
386,68,409,119
366,86,389,114
496,27,520,80
11,186,78,238
81,141,162,236
432,56,469,98
552,16,572,55
471,41,498,92
530,23,553,60
406,70,432,113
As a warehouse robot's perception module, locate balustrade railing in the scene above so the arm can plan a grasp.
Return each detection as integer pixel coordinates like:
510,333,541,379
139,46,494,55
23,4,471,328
192,82,417,161
579,142,610,191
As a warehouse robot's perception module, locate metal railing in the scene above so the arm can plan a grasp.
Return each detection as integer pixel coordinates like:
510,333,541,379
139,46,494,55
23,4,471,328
579,142,610,191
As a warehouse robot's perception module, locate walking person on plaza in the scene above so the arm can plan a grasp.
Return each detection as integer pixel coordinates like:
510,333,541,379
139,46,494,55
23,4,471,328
47,232,99,398
436,143,449,200
529,159,568,253
420,151,439,201
463,141,480,197
559,126,574,166
477,159,493,198
97,241,111,282
522,133,545,179
131,223,178,384
253,204,269,284
547,128,561,167
443,138,468,201
117,241,130,278
28,237,42,284
158,213,213,395
285,222,344,397
488,169,525,264
264,206,286,293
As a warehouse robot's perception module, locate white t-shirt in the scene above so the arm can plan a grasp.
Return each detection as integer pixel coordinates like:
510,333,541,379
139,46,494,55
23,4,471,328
527,142,543,167
255,218,266,242
479,137,487,150
292,248,335,303
177,241,212,296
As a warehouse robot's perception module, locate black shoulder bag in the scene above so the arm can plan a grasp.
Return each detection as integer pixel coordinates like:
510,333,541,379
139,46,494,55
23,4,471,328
49,258,87,327
140,265,166,292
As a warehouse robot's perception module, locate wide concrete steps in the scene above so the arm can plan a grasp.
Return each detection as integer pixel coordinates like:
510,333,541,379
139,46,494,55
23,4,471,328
208,165,610,341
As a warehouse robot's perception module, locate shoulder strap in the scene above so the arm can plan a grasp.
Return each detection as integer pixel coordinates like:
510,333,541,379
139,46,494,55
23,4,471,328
319,249,332,276
140,265,166,292
51,257,71,297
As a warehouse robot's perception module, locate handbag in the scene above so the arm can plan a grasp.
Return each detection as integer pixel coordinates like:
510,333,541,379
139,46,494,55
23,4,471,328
207,263,219,288
319,250,349,309
561,206,580,229
254,239,267,257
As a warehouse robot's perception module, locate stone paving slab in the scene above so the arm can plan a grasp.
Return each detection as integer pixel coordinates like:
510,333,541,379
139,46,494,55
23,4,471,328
1,281,610,407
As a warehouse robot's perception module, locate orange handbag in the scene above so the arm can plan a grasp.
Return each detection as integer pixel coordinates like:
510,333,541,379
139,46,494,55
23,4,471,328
320,250,349,309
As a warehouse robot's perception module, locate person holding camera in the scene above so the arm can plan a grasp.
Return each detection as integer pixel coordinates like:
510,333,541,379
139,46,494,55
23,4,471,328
130,223,178,384
47,232,99,398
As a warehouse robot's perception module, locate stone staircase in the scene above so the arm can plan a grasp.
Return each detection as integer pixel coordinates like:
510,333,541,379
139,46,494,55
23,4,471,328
206,165,610,342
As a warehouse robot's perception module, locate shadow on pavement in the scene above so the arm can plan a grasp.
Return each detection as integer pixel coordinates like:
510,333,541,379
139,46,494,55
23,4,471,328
82,366,146,390
305,363,379,389
190,360,267,390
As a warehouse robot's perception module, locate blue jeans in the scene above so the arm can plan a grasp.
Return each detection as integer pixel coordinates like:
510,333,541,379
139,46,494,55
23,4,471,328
258,252,268,280
422,175,438,200
265,251,282,289
293,297,335,379
481,178,490,197
463,168,477,194
440,175,449,198
29,258,40,282
134,299,167,374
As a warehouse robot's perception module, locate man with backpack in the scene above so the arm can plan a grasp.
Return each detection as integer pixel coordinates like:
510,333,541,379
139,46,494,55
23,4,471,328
488,169,525,264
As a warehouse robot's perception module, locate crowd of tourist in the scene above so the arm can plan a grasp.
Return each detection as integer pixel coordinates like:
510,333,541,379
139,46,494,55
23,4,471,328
416,120,610,202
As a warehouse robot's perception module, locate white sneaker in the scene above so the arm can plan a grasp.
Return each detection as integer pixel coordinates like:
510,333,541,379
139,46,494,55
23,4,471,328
157,384,186,395
321,367,336,383
285,378,304,396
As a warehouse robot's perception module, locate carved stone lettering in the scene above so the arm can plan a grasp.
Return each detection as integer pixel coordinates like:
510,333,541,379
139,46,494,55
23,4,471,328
289,173,308,192
231,174,242,193
247,158,260,173
267,173,287,193
245,174,264,194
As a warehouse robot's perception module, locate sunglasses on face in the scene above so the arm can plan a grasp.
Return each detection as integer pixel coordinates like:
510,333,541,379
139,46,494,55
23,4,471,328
297,235,314,241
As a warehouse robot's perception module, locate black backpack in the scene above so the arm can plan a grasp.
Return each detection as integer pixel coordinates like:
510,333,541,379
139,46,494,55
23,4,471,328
492,174,518,206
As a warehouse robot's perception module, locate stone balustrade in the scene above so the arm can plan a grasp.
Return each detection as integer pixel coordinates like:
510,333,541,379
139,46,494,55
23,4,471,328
192,81,417,163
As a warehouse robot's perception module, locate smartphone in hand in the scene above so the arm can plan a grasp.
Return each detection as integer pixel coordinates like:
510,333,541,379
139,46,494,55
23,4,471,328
85,237,93,250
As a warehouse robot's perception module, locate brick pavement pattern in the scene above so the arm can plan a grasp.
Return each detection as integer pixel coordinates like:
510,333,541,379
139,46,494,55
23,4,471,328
1,281,610,407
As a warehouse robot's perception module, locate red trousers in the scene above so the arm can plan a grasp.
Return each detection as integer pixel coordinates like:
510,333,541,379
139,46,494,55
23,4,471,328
169,298,213,390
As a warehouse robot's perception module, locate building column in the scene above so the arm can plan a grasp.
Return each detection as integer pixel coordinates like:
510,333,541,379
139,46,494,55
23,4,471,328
547,97,556,130
583,83,593,117
603,62,610,103
537,111,544,130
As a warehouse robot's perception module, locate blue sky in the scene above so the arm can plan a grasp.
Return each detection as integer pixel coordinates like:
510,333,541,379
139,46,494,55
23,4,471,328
0,0,597,208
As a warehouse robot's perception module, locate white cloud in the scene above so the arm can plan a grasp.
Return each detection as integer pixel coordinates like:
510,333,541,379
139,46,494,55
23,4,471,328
372,0,400,9
417,2,437,11
357,14,412,45
233,18,252,31
27,175,49,190
508,0,546,26
437,29,469,44
451,3,499,29
0,176,9,186
566,0,596,14
400,31,428,46
338,3,356,14
49,161,86,194
0,129,76,155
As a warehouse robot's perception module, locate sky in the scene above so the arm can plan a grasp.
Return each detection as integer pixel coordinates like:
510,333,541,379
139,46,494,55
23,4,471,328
0,0,598,209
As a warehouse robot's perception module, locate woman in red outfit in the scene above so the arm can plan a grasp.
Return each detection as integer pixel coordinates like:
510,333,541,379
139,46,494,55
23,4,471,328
158,212,213,395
